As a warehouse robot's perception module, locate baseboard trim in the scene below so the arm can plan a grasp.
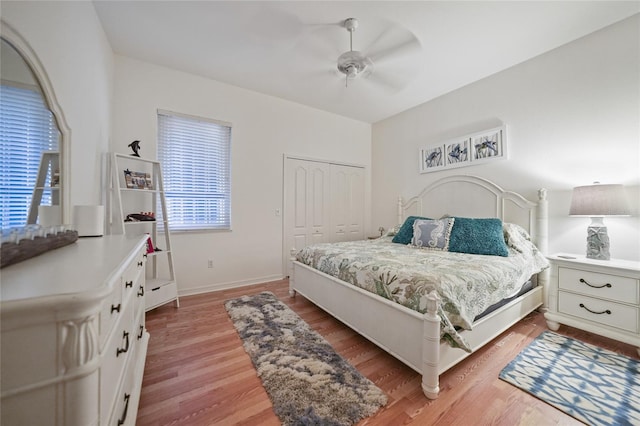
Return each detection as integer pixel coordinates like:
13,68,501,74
177,274,286,297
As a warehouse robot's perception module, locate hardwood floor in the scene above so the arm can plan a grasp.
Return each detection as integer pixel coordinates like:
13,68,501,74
137,279,639,425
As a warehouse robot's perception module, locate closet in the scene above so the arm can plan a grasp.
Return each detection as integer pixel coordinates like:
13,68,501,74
283,157,365,273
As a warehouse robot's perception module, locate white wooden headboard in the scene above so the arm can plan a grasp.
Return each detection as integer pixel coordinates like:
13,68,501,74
398,175,548,255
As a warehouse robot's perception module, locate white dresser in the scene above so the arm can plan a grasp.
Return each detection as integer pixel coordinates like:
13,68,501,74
544,254,640,356
1,235,150,425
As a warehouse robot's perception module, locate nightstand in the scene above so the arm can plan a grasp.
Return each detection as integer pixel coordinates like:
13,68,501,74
544,254,640,356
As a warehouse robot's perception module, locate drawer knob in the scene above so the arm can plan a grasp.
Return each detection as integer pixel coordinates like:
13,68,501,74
117,393,130,426
125,280,133,288
116,331,130,357
137,325,144,340
579,303,611,315
137,285,145,297
137,261,143,267
111,303,121,314
579,278,612,289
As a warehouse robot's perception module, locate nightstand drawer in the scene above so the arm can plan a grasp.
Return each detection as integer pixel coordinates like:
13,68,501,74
558,292,638,333
558,267,639,304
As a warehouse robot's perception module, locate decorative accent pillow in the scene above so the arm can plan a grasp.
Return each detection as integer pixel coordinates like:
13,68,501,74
385,224,401,237
392,215,431,244
448,217,509,257
411,218,455,251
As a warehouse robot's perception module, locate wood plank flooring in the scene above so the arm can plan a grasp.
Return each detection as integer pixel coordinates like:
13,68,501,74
137,279,639,425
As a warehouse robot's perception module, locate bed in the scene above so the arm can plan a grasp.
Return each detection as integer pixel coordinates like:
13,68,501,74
288,175,549,399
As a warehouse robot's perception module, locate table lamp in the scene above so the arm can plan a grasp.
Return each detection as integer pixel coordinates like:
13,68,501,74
569,182,630,260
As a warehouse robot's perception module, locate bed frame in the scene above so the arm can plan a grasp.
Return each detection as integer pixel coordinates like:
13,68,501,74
289,175,549,399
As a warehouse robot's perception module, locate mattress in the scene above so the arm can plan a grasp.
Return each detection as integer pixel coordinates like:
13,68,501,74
296,223,549,351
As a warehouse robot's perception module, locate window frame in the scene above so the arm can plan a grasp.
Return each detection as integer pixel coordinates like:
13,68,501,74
156,109,232,233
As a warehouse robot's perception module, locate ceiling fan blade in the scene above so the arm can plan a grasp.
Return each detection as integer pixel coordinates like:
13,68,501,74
365,69,410,92
247,4,306,42
368,36,422,67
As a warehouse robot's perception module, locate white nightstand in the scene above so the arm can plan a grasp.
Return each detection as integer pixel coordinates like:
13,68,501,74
544,254,640,356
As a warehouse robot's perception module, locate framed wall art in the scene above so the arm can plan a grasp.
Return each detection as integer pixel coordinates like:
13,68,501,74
420,145,445,173
471,126,506,163
419,125,506,174
445,138,471,168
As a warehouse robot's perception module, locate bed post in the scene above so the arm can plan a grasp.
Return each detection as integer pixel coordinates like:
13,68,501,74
536,189,549,310
421,290,441,399
289,248,297,297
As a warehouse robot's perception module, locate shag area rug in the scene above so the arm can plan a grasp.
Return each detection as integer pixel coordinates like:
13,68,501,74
225,291,387,426
500,330,640,426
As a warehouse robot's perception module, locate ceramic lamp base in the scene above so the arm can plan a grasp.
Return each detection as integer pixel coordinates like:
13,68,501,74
586,220,610,260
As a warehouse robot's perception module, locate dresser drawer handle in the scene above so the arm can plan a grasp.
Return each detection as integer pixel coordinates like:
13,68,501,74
111,303,121,314
137,325,144,340
579,278,612,289
137,261,143,267
579,303,611,315
137,285,145,297
125,280,133,288
116,331,130,357
117,393,130,426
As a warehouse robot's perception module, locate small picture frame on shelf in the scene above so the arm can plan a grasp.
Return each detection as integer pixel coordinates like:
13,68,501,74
124,169,153,190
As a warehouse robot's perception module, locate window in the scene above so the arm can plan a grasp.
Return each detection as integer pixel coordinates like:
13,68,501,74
0,84,59,229
157,110,231,231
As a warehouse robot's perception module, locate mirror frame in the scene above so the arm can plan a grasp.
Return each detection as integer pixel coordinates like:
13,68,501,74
1,20,71,224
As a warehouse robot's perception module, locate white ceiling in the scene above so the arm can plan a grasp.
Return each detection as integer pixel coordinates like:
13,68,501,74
93,1,639,123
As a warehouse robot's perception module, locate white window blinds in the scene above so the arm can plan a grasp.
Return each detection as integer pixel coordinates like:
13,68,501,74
157,111,231,231
0,84,59,229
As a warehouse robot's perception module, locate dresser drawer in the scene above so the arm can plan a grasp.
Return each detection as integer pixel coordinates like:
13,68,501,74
558,291,638,333
100,297,134,425
99,280,123,348
122,248,146,296
558,267,639,304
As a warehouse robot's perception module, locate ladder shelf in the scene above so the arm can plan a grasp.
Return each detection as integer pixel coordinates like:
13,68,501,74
108,152,179,311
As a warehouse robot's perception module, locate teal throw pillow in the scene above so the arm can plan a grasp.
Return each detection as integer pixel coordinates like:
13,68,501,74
392,215,431,244
448,217,509,257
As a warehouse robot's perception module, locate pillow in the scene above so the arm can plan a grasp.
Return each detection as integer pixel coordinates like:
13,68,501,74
448,217,509,257
392,215,431,244
411,218,455,251
385,224,401,237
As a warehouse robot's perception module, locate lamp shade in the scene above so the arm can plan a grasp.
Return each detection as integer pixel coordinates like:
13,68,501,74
569,183,631,217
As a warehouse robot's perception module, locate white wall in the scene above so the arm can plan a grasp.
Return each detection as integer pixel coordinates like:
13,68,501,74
111,56,371,295
1,1,114,215
372,15,640,261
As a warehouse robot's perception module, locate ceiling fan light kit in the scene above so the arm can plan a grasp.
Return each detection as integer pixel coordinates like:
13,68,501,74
337,17,373,87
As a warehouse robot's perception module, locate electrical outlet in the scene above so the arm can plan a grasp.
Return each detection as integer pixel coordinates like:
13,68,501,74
207,260,213,268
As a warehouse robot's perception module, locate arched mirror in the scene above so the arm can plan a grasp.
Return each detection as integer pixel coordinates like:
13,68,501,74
0,24,69,231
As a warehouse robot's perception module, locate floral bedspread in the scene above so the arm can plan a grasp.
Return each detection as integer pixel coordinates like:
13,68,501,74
295,223,549,352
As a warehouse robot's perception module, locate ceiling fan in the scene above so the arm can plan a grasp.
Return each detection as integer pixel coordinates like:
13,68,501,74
336,18,373,87
335,17,422,90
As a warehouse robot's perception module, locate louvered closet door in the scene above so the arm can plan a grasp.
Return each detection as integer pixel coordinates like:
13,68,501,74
330,164,364,242
284,159,331,262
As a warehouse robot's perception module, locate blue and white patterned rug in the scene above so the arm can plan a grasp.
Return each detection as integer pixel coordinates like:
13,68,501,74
500,330,640,425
